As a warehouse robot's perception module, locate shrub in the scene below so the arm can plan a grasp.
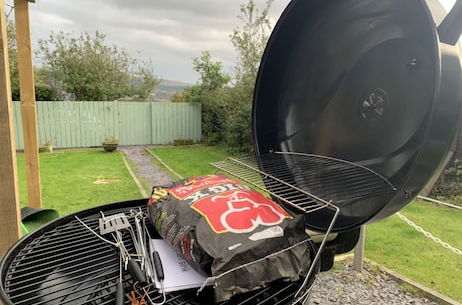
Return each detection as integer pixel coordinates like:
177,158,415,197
102,136,119,145
431,159,462,199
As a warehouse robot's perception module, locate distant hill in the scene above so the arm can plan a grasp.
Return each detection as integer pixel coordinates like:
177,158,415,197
151,79,192,102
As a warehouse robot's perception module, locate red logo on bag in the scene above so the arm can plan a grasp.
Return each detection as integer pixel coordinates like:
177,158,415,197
192,190,291,233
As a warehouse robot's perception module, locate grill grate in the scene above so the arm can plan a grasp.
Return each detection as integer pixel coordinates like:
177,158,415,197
1,202,312,305
210,152,396,214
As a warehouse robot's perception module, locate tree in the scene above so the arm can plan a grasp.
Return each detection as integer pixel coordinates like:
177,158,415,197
224,0,274,152
182,1,273,151
192,51,231,91
182,51,231,144
170,91,186,103
7,20,20,100
38,31,159,101
7,20,58,101
230,0,273,88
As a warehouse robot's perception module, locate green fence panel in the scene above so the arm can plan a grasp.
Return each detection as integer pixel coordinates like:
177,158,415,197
150,102,201,145
12,101,201,149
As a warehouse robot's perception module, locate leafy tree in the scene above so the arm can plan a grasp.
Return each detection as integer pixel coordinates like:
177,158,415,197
223,0,274,152
38,31,159,101
182,51,231,144
7,20,19,100
7,20,58,101
183,1,273,151
230,0,273,88
192,51,231,91
170,91,186,103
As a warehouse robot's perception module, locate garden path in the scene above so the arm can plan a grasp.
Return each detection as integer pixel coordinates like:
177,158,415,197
120,146,173,188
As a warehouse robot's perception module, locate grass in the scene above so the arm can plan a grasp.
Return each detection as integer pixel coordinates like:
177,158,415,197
17,150,141,220
150,145,462,302
149,145,230,177
366,201,462,301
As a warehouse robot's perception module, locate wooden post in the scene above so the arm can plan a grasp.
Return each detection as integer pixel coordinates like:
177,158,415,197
353,225,366,272
14,0,42,208
0,0,22,259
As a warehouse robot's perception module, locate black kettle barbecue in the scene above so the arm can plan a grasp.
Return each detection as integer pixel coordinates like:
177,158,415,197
1,1,462,305
253,0,462,232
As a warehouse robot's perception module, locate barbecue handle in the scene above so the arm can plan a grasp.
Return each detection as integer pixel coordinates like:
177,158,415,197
128,259,147,284
153,251,165,282
116,282,124,305
438,0,462,45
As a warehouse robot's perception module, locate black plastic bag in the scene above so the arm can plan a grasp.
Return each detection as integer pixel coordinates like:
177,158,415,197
148,175,311,302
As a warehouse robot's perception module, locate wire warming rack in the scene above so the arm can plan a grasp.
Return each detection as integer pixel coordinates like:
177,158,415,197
210,151,396,214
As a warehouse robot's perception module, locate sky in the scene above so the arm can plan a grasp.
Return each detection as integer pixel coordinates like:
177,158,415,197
5,0,458,84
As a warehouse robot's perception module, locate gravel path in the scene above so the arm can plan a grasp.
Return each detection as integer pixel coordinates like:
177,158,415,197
307,262,439,305
119,146,173,187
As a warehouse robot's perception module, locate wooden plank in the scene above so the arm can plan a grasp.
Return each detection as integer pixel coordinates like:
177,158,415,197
90,101,96,145
69,102,76,147
13,101,23,149
58,101,65,147
46,102,56,148
196,104,202,141
0,0,22,259
187,103,192,140
38,102,47,144
73,102,80,147
149,102,153,144
14,0,42,208
152,103,158,144
42,103,48,144
36,102,44,145
156,102,161,144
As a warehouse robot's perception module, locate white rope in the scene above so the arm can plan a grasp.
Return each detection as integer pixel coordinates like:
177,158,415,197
74,216,119,247
397,212,462,256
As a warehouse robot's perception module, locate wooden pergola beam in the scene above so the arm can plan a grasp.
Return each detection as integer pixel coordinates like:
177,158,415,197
0,0,22,259
14,0,42,208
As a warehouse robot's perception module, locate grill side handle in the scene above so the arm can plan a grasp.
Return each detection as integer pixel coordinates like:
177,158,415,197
438,0,462,45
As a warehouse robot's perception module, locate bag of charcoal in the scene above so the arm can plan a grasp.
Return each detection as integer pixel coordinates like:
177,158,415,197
148,175,312,302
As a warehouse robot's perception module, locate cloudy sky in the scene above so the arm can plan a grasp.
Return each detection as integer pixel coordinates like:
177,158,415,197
5,0,457,83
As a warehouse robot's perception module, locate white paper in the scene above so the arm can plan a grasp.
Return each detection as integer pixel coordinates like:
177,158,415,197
150,239,210,292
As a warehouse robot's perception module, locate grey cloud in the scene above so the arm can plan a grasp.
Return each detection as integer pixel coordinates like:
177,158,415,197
12,0,456,82
22,0,291,82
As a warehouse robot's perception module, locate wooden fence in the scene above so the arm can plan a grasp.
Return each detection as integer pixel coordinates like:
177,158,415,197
12,101,202,149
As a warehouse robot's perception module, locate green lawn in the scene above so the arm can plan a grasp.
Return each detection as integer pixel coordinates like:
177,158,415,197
17,150,141,218
151,145,462,302
366,202,462,301
150,145,230,177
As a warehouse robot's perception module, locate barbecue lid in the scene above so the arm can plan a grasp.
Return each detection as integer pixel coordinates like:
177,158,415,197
253,0,462,232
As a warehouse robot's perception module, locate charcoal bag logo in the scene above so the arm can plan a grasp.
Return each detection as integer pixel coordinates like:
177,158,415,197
192,190,291,234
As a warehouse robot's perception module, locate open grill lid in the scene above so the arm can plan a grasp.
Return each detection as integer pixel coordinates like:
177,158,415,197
252,0,462,232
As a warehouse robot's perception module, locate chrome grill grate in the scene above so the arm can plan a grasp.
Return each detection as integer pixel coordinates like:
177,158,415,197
1,201,309,305
210,152,396,214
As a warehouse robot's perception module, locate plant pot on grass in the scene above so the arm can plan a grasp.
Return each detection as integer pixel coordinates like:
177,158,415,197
102,136,119,152
39,139,53,153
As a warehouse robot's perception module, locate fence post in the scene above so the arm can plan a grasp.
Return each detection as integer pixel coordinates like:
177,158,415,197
353,225,366,272
0,0,22,259
15,0,42,208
